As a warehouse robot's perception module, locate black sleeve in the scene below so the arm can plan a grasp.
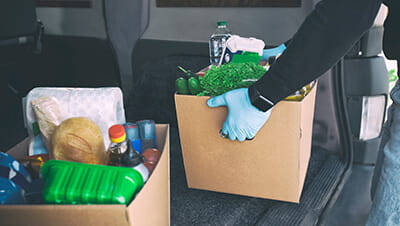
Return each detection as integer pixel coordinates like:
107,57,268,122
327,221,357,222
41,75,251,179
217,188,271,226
382,0,400,60
250,0,382,106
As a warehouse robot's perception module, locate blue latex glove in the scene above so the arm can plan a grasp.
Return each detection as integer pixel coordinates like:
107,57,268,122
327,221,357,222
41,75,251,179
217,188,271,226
260,44,286,61
207,88,272,142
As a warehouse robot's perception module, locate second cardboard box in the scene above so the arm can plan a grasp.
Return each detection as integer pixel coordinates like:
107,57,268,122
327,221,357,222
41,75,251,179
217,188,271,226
175,86,317,203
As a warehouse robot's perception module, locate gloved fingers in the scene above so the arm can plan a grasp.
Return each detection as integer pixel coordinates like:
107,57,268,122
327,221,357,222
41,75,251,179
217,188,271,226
231,125,246,142
221,121,230,137
207,95,227,108
236,132,246,142
245,134,255,140
219,129,229,139
244,127,256,140
244,130,254,140
261,45,284,61
219,120,231,139
228,129,237,141
228,120,246,142
221,129,251,141
221,120,237,141
222,121,254,141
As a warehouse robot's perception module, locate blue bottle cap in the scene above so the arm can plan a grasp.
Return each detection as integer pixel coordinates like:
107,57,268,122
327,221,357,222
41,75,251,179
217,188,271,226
124,123,140,140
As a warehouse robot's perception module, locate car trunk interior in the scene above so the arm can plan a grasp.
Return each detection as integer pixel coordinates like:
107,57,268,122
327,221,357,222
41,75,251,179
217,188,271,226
0,0,389,225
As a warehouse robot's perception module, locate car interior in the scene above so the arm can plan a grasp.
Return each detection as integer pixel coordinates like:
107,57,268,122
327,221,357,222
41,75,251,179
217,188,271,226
0,1,392,225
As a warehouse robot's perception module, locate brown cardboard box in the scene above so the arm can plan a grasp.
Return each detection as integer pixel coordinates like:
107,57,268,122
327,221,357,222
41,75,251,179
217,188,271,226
0,124,170,226
175,86,317,203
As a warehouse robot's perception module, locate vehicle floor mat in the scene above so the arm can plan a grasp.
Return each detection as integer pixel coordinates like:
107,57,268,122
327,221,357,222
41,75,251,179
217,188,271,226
169,126,343,226
256,155,344,226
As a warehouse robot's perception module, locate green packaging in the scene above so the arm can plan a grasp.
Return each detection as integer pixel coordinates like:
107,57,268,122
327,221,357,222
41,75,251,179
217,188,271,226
41,160,144,205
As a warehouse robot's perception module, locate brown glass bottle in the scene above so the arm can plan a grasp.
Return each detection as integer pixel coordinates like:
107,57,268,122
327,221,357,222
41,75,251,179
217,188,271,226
142,148,162,174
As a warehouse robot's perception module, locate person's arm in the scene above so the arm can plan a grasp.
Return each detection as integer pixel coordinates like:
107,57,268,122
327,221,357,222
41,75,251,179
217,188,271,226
208,0,382,141
250,0,382,111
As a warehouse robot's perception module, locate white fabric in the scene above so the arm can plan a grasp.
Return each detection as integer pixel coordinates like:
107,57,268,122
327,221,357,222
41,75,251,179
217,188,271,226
24,87,126,155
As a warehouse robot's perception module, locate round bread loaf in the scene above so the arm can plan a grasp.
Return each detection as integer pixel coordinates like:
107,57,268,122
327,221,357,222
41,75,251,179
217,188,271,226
51,117,106,164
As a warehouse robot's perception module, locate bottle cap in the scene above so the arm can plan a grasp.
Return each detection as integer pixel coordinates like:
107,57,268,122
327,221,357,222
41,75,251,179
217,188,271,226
109,125,126,143
217,21,227,26
124,123,140,140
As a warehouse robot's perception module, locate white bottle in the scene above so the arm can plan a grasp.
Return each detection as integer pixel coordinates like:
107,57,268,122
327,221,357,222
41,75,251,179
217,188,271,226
209,21,232,66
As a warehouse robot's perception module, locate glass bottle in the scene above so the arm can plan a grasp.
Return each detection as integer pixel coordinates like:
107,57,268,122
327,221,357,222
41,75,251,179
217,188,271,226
106,124,128,166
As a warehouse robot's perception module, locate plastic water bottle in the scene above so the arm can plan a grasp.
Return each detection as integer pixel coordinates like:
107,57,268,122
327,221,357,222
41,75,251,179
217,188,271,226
209,21,232,65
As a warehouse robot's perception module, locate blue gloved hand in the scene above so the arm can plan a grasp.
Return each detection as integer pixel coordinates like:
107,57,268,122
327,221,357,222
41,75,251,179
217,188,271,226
207,88,272,142
260,44,286,62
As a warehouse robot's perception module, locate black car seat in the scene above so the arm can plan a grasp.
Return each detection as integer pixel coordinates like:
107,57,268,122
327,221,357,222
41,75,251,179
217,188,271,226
0,0,42,52
0,0,43,151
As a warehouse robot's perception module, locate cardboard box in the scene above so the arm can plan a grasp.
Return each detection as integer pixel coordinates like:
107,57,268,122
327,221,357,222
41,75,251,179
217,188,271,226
175,86,316,203
0,124,170,226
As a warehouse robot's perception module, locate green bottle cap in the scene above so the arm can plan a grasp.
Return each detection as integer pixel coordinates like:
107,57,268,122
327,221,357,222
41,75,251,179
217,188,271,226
217,21,227,26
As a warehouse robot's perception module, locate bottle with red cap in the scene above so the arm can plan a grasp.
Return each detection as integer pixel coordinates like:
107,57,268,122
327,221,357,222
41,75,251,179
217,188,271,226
106,124,129,166
107,125,150,182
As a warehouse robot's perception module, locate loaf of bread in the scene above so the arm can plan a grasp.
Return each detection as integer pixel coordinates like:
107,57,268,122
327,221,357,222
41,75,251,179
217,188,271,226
51,117,106,164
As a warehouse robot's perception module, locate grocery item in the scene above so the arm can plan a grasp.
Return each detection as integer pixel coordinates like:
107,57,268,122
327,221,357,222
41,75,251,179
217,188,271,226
31,96,67,150
188,77,202,95
137,120,157,152
51,117,106,164
18,154,49,179
24,87,126,156
175,77,190,95
121,140,149,182
124,123,142,153
142,148,162,174
199,62,266,96
260,43,287,63
29,133,49,155
222,35,265,64
0,153,32,204
24,178,43,204
284,81,316,101
41,160,143,205
0,179,25,204
209,21,232,65
178,66,197,78
175,66,204,95
107,124,129,166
